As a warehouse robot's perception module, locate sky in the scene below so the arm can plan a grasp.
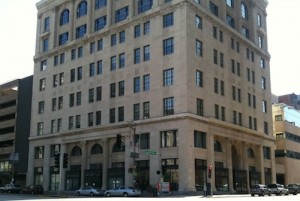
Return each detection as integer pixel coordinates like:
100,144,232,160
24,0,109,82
0,0,299,96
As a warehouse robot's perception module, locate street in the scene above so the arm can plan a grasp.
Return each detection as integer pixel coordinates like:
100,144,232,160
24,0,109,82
1,194,300,201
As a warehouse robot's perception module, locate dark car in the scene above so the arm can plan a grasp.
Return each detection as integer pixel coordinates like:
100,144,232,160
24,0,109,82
286,184,299,195
250,184,271,196
22,185,44,194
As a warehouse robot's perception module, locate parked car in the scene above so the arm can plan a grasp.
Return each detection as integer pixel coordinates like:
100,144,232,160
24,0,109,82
21,185,44,194
285,184,299,195
75,186,104,196
104,186,142,197
267,183,289,195
250,184,271,196
0,184,21,193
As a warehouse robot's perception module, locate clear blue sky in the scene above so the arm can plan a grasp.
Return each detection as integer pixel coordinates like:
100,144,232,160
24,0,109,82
0,0,299,96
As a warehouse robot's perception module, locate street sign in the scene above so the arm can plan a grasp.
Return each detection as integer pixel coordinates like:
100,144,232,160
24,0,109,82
144,150,156,155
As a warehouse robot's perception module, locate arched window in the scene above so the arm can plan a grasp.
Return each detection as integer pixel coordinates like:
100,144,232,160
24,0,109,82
91,144,103,154
60,9,69,26
214,140,222,152
77,1,87,18
112,142,125,152
71,146,82,156
248,148,255,158
241,3,248,19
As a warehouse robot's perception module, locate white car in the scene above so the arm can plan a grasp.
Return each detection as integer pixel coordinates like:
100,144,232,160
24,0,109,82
104,186,142,197
75,186,104,196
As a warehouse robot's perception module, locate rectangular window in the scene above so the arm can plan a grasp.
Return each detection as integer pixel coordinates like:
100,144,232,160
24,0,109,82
134,25,141,38
76,92,81,106
139,133,150,149
44,17,50,31
209,2,218,16
78,46,83,58
53,74,58,87
119,30,125,43
221,106,225,121
143,102,150,119
76,115,81,128
76,24,87,39
111,56,116,71
233,111,237,124
88,112,93,127
138,0,153,13
143,74,150,91
71,49,76,60
35,146,44,159
95,0,107,9
226,15,235,28
213,49,218,64
263,146,271,159
133,103,140,120
69,93,74,107
58,96,63,110
38,101,45,114
196,70,203,87
163,68,174,86
220,52,224,67
111,34,117,46
257,14,262,27
194,130,206,148
59,73,64,85
163,37,174,55
163,97,174,115
195,15,202,29
118,81,125,96
215,104,219,119
264,121,268,134
196,98,204,116
68,116,74,130
59,32,69,45
77,67,82,80
118,106,124,122
214,78,218,93
134,48,141,64
97,60,103,75
109,108,115,123
96,86,102,101
97,39,103,51
96,111,101,125
134,77,141,93
70,69,75,82
163,13,173,28
52,98,57,111
115,6,129,23
262,100,267,113
143,45,150,61
260,58,265,68
161,130,177,147
232,86,236,101
110,83,116,98
261,76,266,89
37,122,44,135
60,53,65,64
43,38,48,52
143,21,150,35
226,0,234,7
196,39,202,57
95,16,107,31
89,88,94,103
54,56,58,66
119,53,125,68
89,63,95,77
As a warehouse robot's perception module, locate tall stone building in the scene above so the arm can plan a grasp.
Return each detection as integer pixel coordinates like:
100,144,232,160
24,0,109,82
28,0,275,193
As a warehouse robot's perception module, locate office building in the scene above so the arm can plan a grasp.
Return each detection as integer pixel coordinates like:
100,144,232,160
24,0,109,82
28,0,274,193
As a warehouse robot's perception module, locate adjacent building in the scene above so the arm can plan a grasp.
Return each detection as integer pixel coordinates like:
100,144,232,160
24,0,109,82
0,77,33,187
277,93,300,110
27,0,275,193
273,103,300,184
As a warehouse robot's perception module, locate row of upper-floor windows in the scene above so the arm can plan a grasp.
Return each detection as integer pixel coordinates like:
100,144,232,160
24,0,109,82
41,1,265,53
37,94,270,137
276,131,300,144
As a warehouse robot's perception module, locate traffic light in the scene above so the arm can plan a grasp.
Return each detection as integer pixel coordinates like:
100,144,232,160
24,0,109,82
208,165,212,178
54,153,60,168
63,153,68,168
116,134,122,148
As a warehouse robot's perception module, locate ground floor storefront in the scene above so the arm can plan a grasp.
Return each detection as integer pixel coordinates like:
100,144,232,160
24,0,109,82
27,116,276,193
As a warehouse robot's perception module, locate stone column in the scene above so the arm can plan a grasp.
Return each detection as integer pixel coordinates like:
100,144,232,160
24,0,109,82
58,144,66,191
26,144,35,186
107,0,112,26
258,145,265,184
207,133,215,191
130,0,135,18
87,0,93,34
43,144,51,191
270,145,276,183
226,139,234,192
69,0,75,41
81,141,87,187
242,143,249,192
178,121,195,191
102,139,109,189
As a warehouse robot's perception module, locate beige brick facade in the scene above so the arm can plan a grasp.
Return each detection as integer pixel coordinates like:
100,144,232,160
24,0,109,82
28,0,275,193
